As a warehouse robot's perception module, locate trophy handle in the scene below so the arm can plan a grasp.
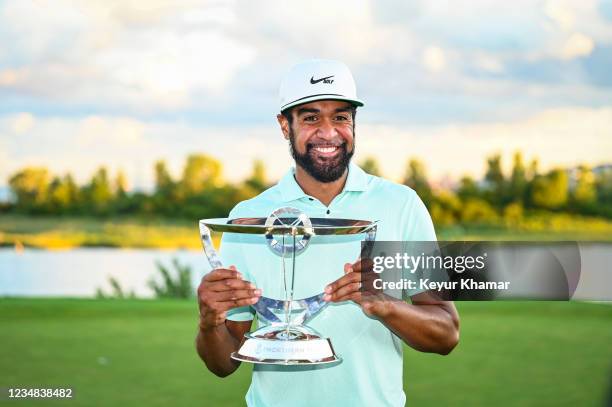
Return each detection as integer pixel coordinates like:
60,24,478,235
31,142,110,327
199,221,223,270
359,224,377,258
198,220,281,323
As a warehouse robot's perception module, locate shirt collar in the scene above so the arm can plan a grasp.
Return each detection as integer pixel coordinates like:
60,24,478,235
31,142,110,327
278,162,369,202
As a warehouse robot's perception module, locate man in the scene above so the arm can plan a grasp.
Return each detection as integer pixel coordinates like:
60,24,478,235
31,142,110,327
196,59,459,406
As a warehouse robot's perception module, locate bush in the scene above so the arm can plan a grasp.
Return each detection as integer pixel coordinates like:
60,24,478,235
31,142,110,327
460,198,499,225
503,202,524,228
148,258,194,299
430,191,461,226
95,276,135,299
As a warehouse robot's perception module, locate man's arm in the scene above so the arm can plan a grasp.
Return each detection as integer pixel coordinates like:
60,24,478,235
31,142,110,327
195,320,252,377
324,262,460,355
373,292,459,355
195,267,260,377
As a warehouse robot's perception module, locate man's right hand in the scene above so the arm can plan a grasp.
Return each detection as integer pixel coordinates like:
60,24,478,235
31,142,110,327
197,266,261,332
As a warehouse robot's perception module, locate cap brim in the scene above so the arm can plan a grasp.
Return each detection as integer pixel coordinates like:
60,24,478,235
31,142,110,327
280,94,364,112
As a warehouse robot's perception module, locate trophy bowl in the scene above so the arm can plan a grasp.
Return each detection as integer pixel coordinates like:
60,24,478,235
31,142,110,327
199,207,377,365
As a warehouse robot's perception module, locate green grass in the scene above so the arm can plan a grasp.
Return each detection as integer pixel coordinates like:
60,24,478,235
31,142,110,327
1,299,611,406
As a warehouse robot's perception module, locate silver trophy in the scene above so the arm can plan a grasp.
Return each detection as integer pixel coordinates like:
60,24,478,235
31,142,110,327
199,207,377,365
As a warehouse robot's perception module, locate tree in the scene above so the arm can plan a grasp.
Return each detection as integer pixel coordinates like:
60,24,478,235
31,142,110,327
484,153,506,207
503,201,523,228
457,176,480,201
155,160,174,194
460,198,498,224
114,170,128,199
359,157,381,176
84,167,113,214
8,167,50,211
572,165,597,207
151,160,183,215
402,158,432,206
181,154,223,195
530,169,568,210
47,174,79,213
527,158,539,180
509,152,527,203
430,191,461,226
595,167,612,206
245,159,267,192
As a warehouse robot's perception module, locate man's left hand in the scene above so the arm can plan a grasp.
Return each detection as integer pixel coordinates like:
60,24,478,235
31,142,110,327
323,259,399,318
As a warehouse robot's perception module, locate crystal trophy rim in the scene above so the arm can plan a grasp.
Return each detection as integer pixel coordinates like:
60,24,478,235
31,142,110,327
199,217,377,236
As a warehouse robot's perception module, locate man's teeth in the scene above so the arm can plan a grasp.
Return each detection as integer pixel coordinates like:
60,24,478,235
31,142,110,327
314,146,338,153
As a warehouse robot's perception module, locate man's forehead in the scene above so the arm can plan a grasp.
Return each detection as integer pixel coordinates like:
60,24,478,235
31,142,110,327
294,100,354,113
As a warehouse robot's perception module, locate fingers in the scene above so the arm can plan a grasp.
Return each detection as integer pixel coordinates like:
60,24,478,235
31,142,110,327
324,272,360,297
344,262,353,274
325,281,362,302
324,260,379,303
214,288,262,302
203,267,242,282
324,273,371,302
334,292,363,304
216,296,260,310
198,266,262,330
348,258,374,274
207,278,256,292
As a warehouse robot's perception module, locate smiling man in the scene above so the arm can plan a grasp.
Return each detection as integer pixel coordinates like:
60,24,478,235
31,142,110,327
195,59,460,407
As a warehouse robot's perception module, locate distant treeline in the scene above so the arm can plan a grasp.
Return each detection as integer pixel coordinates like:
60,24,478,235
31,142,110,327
2,155,268,220
3,152,612,224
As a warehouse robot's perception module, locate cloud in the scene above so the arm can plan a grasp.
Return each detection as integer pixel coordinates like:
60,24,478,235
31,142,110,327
0,0,256,110
544,1,576,31
560,32,595,59
422,46,446,73
0,0,611,146
11,113,35,134
0,69,20,86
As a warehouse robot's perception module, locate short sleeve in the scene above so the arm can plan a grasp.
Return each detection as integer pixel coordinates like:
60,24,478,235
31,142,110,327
405,193,437,242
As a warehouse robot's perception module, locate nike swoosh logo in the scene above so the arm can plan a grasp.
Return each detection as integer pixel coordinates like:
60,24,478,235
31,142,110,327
310,75,334,84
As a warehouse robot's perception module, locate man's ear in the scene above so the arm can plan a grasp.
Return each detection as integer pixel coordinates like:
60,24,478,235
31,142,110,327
277,113,290,140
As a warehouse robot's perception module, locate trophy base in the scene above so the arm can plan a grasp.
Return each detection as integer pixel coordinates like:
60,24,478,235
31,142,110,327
231,324,341,365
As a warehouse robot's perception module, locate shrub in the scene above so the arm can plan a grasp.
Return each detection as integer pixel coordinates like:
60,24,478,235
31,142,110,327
148,258,194,299
460,198,499,225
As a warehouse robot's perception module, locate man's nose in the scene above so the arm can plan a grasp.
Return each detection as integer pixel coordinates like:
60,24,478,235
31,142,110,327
316,118,338,139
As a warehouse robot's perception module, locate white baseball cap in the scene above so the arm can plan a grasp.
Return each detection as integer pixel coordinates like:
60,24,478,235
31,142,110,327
279,59,364,112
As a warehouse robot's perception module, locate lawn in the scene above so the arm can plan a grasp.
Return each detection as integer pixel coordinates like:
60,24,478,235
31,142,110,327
2,214,612,250
1,299,611,406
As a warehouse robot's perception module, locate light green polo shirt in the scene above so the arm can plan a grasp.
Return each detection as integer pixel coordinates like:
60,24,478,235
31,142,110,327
218,162,436,407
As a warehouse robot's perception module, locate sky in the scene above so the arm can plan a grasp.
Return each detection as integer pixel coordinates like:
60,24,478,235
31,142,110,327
1,0,611,191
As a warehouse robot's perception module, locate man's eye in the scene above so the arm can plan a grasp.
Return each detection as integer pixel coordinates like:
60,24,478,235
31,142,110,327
335,115,349,121
304,116,317,122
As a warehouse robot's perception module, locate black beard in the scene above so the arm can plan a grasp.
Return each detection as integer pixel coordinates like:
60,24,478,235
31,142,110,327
288,128,354,183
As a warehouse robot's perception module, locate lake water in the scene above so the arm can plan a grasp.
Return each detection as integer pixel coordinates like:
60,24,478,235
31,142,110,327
1,244,611,300
0,248,212,298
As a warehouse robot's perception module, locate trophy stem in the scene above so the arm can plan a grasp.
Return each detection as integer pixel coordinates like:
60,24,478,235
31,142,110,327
285,231,297,339
278,223,302,340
